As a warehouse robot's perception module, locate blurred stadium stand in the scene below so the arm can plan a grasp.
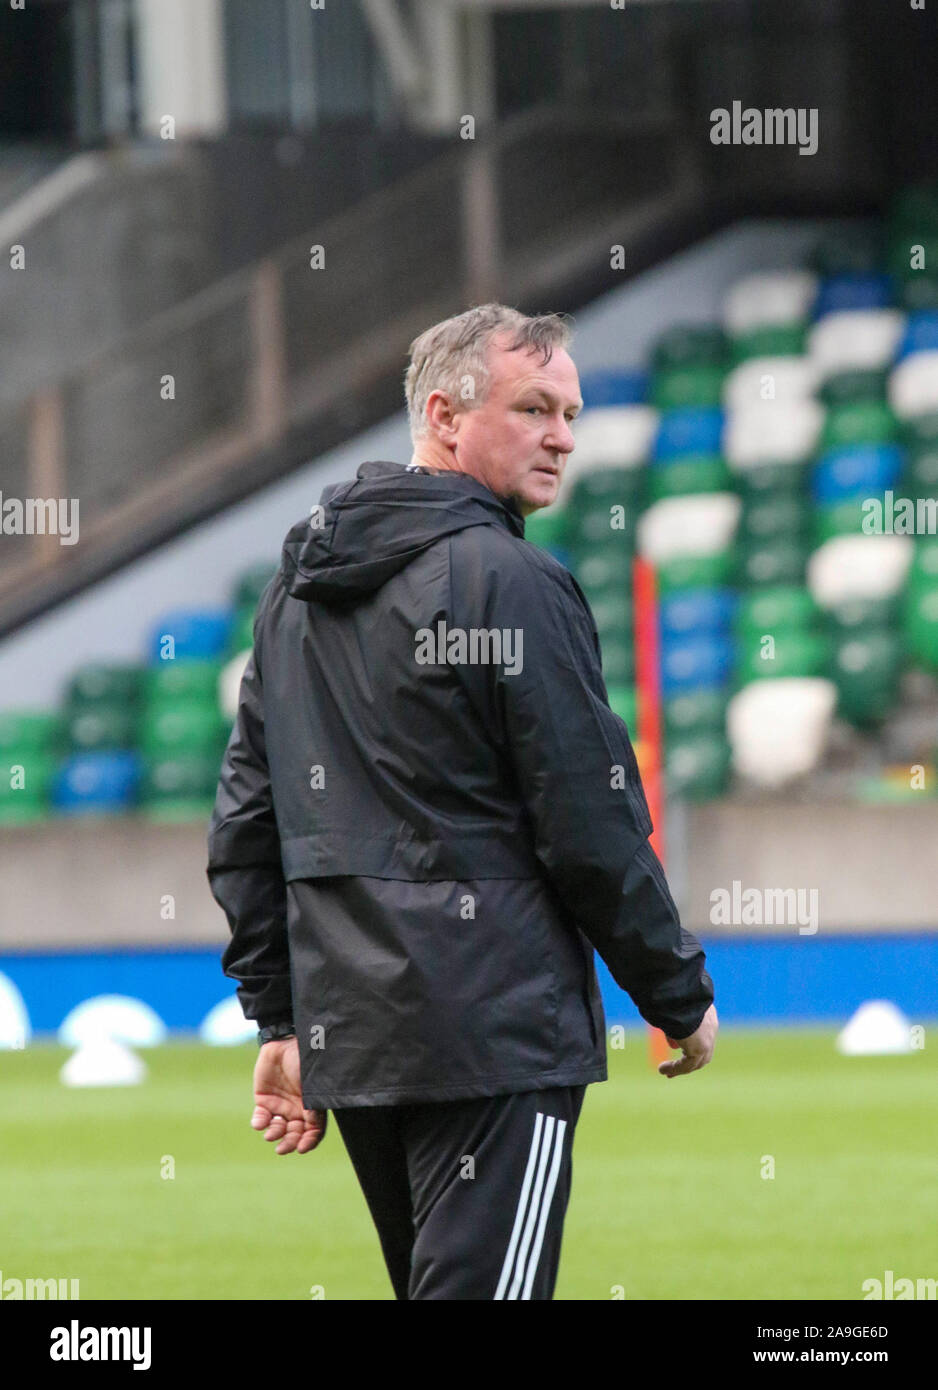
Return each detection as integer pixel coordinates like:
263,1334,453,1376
1,0,937,1029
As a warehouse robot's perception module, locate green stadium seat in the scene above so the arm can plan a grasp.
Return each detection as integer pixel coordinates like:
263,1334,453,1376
740,493,810,542
652,324,727,372
813,498,870,544
657,550,735,593
143,659,224,706
523,507,569,552
66,664,143,707
140,753,223,822
736,628,829,684
233,563,278,610
735,585,817,637
817,368,891,408
140,700,228,757
600,635,634,686
820,401,899,450
665,731,731,800
903,584,938,669
606,685,637,731
67,703,138,752
228,605,258,656
651,364,725,410
730,323,807,363
737,536,809,587
647,454,732,501
831,630,904,724
664,689,727,737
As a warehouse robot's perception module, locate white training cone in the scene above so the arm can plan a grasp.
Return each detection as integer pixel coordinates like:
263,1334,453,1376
58,995,166,1048
0,972,31,1049
836,1000,914,1056
200,996,256,1046
60,1038,147,1088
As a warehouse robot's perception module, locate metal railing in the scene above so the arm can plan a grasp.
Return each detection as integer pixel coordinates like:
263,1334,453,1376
0,105,692,629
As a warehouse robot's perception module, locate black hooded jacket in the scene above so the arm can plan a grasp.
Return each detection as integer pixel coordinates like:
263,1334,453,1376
206,460,713,1109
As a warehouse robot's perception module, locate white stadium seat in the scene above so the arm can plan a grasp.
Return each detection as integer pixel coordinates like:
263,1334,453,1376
724,270,818,336
637,492,741,561
808,309,906,380
727,677,838,787
722,356,818,412
888,350,938,418
724,398,825,469
807,535,913,608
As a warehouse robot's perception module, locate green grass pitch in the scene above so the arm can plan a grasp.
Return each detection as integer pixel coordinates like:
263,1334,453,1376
2,1028,935,1300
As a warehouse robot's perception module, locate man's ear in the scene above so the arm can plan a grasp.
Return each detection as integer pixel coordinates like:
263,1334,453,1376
425,389,460,445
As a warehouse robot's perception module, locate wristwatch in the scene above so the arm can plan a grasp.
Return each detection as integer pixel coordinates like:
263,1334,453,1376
257,1021,297,1047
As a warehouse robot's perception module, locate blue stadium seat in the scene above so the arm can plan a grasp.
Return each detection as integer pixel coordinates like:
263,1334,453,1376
813,273,894,319
147,610,234,664
813,444,905,502
653,407,724,460
896,311,938,361
661,634,735,695
579,369,648,408
51,751,141,812
659,588,737,640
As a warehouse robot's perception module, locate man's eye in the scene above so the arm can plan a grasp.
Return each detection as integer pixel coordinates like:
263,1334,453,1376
525,406,540,415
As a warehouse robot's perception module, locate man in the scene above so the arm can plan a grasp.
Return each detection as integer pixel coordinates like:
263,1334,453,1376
206,302,717,1301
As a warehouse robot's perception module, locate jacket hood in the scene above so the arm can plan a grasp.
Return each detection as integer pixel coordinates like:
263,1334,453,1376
280,460,526,606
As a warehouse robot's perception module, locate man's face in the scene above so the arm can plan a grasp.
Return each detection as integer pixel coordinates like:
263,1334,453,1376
448,333,582,517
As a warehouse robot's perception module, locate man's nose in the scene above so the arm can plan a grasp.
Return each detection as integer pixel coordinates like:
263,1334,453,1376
546,417,576,455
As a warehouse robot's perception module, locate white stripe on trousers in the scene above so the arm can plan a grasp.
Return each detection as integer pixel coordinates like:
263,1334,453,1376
493,1111,568,1300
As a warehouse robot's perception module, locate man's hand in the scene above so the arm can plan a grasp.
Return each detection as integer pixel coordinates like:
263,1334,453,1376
657,1003,718,1079
251,1035,327,1154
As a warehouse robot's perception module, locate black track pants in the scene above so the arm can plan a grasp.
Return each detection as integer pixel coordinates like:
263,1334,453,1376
333,1083,588,1300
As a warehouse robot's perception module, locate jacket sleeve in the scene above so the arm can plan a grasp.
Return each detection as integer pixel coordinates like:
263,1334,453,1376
206,593,294,1031
451,537,713,1040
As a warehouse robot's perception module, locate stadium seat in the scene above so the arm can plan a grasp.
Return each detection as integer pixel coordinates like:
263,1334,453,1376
661,633,735,695
579,368,648,408
737,535,810,588
808,308,905,380
652,407,724,460
830,629,904,724
143,658,224,705
66,664,143,707
51,751,141,813
664,688,728,737
727,677,837,786
647,453,731,500
147,610,233,663
736,628,829,684
812,443,904,502
722,356,817,412
723,271,817,335
889,351,938,418
219,651,251,721
652,324,726,371
813,273,894,318
807,535,913,608
665,731,731,800
895,310,938,360
651,363,725,410
724,399,824,469
637,493,741,563
233,563,278,610
819,401,899,451
730,323,808,362
66,703,138,753
659,587,736,638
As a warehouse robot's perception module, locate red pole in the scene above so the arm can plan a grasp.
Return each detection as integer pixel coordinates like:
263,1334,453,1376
632,555,671,1067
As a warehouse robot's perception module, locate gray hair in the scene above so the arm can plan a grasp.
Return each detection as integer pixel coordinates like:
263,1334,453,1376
404,302,573,443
